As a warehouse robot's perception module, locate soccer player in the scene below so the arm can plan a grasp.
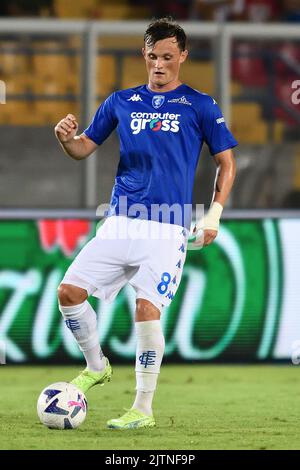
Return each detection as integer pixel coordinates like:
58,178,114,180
54,17,237,429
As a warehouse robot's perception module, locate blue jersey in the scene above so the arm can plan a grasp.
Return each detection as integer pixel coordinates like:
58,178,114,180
84,84,237,229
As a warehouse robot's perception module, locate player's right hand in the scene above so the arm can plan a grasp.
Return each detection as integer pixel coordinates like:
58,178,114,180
54,114,78,143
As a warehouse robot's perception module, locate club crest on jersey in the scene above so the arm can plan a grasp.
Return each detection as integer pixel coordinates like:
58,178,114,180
152,95,165,109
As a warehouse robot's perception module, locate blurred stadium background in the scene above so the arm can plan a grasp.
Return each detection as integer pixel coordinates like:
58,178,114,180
0,0,300,367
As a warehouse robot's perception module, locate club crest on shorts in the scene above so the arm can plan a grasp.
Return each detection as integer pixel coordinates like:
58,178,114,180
152,95,165,109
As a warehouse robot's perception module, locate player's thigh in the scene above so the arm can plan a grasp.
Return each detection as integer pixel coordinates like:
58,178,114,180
62,234,131,301
129,223,188,309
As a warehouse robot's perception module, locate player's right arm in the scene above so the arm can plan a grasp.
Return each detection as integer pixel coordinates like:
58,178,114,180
54,114,98,160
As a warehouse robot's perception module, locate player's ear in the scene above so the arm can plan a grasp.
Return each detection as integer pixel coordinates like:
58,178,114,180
179,49,188,64
142,47,146,59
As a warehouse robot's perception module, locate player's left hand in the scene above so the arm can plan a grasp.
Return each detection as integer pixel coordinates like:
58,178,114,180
202,229,218,246
191,227,218,247
191,202,223,248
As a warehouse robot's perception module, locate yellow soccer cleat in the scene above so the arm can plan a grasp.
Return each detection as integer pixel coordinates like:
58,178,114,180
107,408,155,430
70,357,112,394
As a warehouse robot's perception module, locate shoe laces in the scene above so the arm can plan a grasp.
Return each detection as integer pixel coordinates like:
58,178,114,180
75,369,95,385
122,408,144,419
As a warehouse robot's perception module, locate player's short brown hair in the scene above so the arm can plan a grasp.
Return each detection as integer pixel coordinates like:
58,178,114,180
144,17,187,52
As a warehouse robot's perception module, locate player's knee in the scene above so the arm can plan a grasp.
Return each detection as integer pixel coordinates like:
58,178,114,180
57,283,88,306
135,298,161,322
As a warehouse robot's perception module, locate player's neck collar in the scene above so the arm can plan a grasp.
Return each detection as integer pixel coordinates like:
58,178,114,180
146,83,185,94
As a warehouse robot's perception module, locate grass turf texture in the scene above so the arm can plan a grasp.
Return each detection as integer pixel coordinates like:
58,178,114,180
0,364,299,450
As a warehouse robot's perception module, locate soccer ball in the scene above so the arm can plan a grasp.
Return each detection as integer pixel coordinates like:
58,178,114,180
37,382,87,430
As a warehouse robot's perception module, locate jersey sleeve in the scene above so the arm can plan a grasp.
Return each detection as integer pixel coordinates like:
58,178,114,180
201,96,238,156
84,93,118,145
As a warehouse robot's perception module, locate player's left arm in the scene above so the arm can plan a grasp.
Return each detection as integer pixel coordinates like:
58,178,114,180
193,148,236,246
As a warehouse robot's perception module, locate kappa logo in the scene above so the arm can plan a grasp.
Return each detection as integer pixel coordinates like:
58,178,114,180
127,94,143,102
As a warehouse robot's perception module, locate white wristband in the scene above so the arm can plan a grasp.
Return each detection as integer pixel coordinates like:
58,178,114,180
196,202,223,232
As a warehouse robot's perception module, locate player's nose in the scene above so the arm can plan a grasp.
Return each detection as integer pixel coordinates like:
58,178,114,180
154,58,163,69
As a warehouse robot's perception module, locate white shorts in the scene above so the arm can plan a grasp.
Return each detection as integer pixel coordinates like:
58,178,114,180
61,216,188,311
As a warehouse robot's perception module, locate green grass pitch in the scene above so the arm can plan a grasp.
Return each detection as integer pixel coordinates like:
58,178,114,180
0,364,299,450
